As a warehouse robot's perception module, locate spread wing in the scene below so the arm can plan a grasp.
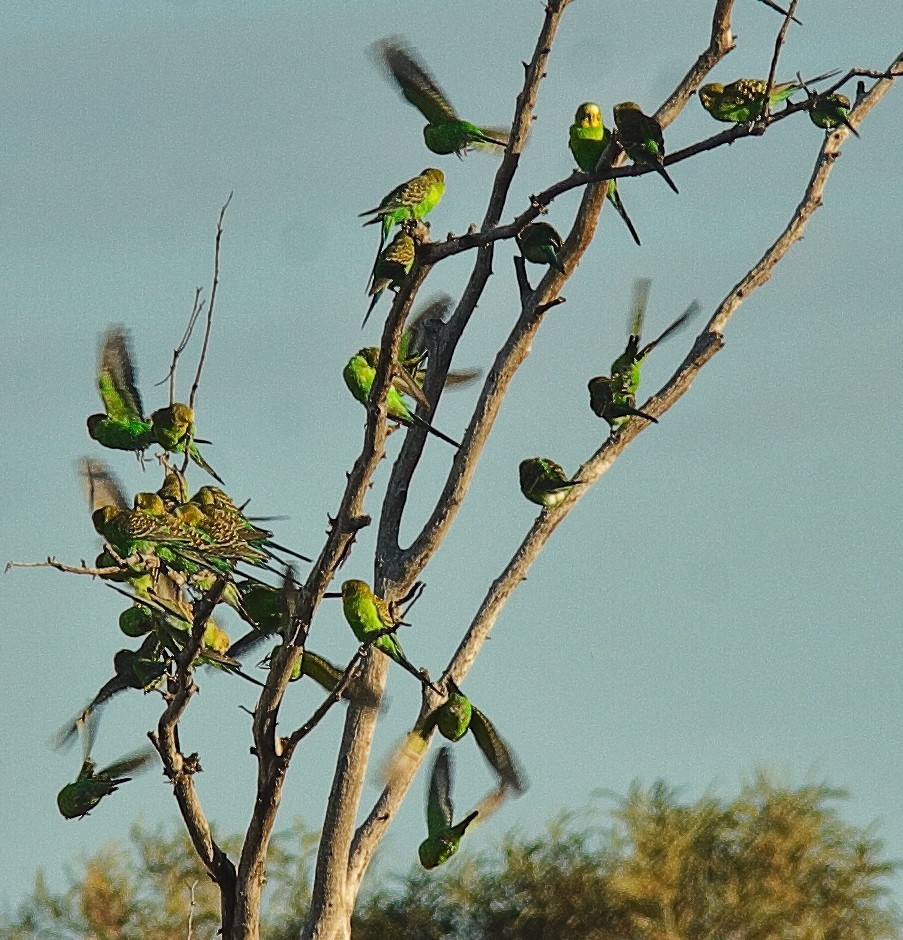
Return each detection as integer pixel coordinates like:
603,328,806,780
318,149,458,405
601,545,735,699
373,37,458,125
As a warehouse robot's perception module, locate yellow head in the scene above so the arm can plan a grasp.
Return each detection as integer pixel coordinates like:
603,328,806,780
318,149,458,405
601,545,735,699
574,102,602,127
698,84,722,110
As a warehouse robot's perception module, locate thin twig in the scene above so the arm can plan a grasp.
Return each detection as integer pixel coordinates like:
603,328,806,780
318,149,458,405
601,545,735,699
762,0,800,121
5,557,123,577
284,649,368,752
186,881,197,940
161,288,205,405
188,193,233,411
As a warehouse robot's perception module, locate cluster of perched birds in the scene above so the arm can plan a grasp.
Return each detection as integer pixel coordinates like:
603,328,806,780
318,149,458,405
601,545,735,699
53,31,859,868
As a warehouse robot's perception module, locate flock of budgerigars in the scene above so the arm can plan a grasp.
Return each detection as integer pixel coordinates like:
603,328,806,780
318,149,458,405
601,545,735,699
52,29,857,869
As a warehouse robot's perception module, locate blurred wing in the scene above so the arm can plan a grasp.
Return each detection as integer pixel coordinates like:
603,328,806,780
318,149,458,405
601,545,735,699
444,368,482,389
373,37,458,124
98,326,145,421
640,299,701,359
426,746,454,835
79,457,129,512
100,746,157,780
469,705,527,794
628,278,652,340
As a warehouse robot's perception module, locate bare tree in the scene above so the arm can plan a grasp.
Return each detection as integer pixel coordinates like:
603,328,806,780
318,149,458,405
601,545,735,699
12,2,902,939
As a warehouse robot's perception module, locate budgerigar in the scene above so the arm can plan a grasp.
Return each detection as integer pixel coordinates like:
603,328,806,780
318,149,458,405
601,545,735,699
589,278,699,432
360,168,445,265
809,93,860,137
150,403,223,483
516,222,566,274
568,102,641,245
86,327,155,453
613,102,679,194
341,579,434,687
518,457,580,509
418,746,479,869
699,70,839,123
343,347,461,449
363,225,417,329
374,37,510,158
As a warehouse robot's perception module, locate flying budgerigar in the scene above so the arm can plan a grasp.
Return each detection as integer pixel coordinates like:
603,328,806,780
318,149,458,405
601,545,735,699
418,746,479,869
341,579,435,688
568,102,641,246
373,37,510,158
516,222,566,274
57,740,157,819
421,679,526,793
518,457,580,509
699,70,839,124
363,224,418,329
589,278,699,432
343,347,461,448
360,167,445,263
52,635,167,751
399,295,482,391
86,327,155,453
809,92,860,137
613,102,679,194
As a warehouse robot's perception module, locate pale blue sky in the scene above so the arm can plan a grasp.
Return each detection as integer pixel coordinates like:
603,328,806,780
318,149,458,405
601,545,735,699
2,0,902,917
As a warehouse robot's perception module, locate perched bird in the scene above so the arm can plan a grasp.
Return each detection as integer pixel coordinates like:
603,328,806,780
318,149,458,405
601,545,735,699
363,225,417,329
57,746,157,819
613,102,679,194
341,579,434,688
754,0,802,24
422,679,526,793
568,102,641,246
343,347,461,449
86,327,155,453
809,93,860,137
360,168,445,260
699,71,839,124
518,457,580,509
150,403,223,483
374,37,510,158
418,747,479,869
589,278,699,432
516,222,566,274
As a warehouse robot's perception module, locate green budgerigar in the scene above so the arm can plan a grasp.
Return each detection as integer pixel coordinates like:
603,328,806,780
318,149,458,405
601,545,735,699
568,103,641,246
341,579,434,687
374,37,510,158
809,93,860,137
343,347,461,448
57,747,157,819
150,403,223,484
363,225,417,329
589,278,699,432
518,457,580,509
86,327,155,453
613,102,679,194
516,222,566,274
360,168,445,257
423,679,526,793
699,70,839,124
418,746,479,869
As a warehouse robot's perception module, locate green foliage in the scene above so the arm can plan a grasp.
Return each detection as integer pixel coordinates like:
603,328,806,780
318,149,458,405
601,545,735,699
354,776,900,940
0,821,317,940
3,777,898,939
